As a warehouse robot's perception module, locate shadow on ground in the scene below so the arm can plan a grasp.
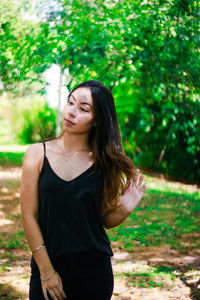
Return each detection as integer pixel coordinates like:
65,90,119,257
1,166,200,300
0,283,27,300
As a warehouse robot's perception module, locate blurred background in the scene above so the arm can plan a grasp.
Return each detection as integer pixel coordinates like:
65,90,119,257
0,0,199,183
0,1,200,299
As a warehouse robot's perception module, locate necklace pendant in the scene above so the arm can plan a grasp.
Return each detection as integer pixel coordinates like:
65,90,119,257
64,157,68,161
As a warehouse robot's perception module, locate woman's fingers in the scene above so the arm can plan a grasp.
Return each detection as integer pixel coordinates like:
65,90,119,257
137,174,144,190
141,182,147,193
57,286,67,299
47,287,66,300
56,273,67,299
55,287,67,300
134,169,140,182
41,272,66,300
133,169,147,194
49,288,64,300
134,169,144,187
42,287,49,300
50,288,63,300
48,289,57,300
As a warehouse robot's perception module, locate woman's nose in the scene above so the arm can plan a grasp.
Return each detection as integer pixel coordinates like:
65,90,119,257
68,105,77,117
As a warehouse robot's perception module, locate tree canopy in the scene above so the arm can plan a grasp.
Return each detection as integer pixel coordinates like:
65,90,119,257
0,0,199,182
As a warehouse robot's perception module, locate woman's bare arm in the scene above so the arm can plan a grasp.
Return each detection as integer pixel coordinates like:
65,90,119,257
20,143,66,300
20,144,54,276
101,169,146,229
101,204,130,229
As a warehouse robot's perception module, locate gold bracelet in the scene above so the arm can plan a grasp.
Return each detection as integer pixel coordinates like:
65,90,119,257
40,270,56,281
32,243,45,254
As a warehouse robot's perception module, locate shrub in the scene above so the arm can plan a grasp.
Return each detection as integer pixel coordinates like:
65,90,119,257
10,96,57,143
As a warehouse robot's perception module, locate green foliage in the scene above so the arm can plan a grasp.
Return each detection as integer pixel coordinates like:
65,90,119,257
112,0,200,183
0,230,29,250
0,151,24,167
107,182,200,250
118,96,200,183
115,261,178,291
0,0,199,182
10,96,57,143
0,282,25,299
0,0,45,94
128,265,175,288
1,251,14,262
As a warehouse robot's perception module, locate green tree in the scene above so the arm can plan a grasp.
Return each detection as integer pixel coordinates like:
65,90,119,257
0,0,199,182
115,0,200,182
0,0,45,95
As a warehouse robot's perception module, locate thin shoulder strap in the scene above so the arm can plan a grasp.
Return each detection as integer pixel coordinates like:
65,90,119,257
42,142,46,157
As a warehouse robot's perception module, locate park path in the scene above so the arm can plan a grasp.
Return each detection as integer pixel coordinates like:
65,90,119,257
0,167,199,299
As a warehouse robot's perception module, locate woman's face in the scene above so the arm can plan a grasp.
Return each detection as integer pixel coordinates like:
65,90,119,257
62,87,95,134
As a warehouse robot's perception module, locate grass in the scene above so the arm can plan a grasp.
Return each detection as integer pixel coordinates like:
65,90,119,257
0,230,29,250
0,283,26,300
107,184,200,251
127,264,176,288
0,151,25,167
0,116,28,166
113,260,182,292
106,178,200,296
0,140,199,299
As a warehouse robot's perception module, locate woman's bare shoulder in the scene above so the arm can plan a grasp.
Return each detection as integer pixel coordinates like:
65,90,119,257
44,138,59,147
24,139,59,165
23,142,45,168
25,142,44,155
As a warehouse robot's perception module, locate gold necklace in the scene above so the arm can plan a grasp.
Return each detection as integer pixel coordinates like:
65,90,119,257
58,139,89,161
62,151,76,161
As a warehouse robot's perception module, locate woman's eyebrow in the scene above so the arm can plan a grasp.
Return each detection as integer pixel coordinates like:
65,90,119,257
70,94,91,108
81,102,91,108
70,94,76,101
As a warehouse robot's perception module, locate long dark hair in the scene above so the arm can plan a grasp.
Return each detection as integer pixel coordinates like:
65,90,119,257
67,80,136,214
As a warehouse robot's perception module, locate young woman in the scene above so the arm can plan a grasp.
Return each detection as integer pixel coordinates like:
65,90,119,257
20,80,146,300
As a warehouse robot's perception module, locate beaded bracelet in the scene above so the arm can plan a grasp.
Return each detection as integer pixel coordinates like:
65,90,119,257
40,270,56,281
32,243,45,254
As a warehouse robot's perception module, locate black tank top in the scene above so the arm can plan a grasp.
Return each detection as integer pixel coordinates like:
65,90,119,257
31,142,113,269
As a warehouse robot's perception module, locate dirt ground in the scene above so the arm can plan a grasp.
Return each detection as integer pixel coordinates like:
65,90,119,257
0,167,200,300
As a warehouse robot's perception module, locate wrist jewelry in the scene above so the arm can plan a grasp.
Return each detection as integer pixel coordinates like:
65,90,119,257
40,270,56,281
32,243,45,254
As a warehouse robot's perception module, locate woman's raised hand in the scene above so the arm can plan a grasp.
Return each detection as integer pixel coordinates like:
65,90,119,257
41,271,67,300
120,169,147,214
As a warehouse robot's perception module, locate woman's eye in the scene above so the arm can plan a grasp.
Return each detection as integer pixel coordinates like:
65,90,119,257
80,107,88,112
68,101,73,105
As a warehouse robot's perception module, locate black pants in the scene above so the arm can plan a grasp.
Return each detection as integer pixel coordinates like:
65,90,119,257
29,251,114,300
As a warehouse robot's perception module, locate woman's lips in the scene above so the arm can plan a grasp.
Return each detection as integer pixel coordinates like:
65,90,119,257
64,119,75,125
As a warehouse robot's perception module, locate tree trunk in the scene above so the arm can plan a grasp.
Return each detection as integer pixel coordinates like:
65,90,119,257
56,65,63,136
